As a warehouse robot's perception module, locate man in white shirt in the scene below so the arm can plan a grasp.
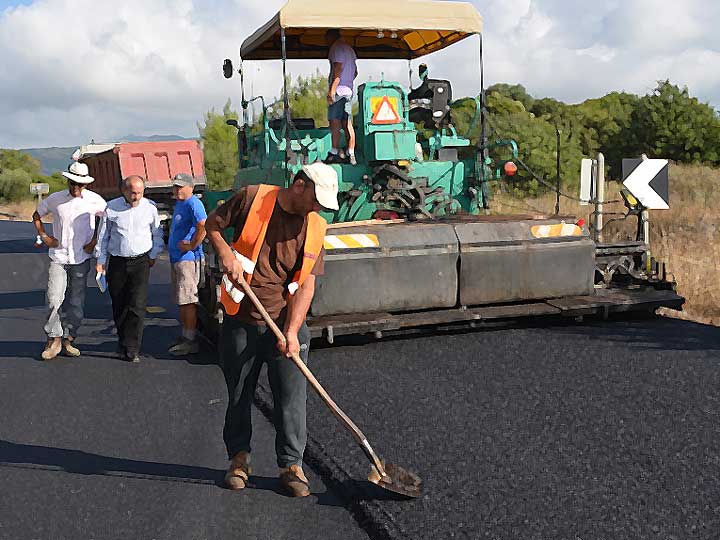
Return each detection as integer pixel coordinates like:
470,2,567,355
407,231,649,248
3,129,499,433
33,161,107,360
95,175,164,363
325,29,358,165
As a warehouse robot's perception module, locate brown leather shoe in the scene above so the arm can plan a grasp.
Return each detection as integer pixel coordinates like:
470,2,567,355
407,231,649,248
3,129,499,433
63,339,81,357
224,451,251,490
279,464,310,497
41,338,62,361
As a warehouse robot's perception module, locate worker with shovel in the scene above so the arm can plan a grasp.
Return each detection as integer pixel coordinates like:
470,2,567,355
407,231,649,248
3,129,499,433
205,162,338,497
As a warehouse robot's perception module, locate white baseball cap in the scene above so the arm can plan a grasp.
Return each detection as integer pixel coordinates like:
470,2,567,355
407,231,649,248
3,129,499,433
301,162,339,211
62,162,95,184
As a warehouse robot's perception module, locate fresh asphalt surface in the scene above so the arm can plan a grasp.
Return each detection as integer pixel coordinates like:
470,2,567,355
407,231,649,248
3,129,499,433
2,219,720,540
0,221,368,540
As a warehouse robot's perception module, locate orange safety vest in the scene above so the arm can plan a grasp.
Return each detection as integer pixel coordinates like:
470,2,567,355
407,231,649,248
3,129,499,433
219,184,327,317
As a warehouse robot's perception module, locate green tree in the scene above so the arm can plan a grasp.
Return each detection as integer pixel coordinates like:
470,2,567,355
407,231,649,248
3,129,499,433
489,110,585,196
284,70,329,127
530,97,567,119
449,96,484,139
487,83,535,112
0,149,42,177
633,80,720,164
574,92,640,177
0,168,33,202
198,99,239,190
47,172,67,194
528,92,645,178
486,91,527,115
0,149,59,201
453,92,585,195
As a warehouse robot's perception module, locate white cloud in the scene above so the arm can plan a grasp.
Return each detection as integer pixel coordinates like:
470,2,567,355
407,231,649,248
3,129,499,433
478,0,720,105
0,0,286,147
0,0,718,148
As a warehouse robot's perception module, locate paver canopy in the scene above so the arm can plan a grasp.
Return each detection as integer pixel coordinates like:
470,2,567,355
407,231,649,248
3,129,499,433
240,0,483,60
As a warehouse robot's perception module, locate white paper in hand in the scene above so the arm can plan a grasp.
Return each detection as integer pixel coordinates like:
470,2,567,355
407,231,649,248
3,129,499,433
96,272,107,293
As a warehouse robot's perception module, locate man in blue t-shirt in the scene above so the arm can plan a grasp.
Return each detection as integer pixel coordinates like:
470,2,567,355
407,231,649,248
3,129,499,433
168,173,207,356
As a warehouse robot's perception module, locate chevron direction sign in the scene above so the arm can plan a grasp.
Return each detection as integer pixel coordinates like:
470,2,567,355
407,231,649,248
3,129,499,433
622,158,670,210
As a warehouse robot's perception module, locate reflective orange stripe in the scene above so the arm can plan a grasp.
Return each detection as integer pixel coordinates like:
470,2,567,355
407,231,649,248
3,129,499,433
220,184,327,316
237,185,280,263
289,212,327,293
220,185,279,316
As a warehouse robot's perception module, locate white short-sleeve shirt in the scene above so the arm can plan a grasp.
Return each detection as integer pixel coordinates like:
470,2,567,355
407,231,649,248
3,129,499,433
36,189,107,265
329,39,357,95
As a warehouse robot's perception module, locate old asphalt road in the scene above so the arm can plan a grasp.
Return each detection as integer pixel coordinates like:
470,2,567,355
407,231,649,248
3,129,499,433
3,220,720,540
0,221,369,540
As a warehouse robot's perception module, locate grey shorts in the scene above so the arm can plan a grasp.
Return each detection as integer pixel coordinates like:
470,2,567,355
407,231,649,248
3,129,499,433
328,94,353,121
171,259,201,305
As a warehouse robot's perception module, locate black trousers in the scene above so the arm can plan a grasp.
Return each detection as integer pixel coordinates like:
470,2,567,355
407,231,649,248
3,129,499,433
107,254,150,356
220,317,310,468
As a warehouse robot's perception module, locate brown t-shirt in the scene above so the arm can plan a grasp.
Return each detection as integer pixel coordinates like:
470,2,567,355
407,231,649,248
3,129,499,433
214,186,325,324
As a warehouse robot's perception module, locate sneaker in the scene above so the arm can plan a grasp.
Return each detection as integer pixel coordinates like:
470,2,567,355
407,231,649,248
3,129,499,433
224,452,252,490
348,153,357,165
167,336,184,352
279,464,310,497
125,352,141,363
62,339,81,357
324,153,343,164
41,338,62,361
168,338,199,356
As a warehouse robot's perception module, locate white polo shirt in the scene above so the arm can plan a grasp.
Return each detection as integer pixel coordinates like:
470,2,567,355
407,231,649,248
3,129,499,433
37,189,107,265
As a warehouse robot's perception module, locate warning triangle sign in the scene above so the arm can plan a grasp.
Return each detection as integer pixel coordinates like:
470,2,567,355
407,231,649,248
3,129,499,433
372,96,401,125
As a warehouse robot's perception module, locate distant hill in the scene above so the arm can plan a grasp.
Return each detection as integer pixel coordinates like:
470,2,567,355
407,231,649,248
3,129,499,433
20,147,75,176
119,134,190,143
19,134,192,175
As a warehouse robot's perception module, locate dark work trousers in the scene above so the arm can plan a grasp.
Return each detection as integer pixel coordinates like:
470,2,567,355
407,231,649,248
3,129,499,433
220,316,310,469
107,253,150,356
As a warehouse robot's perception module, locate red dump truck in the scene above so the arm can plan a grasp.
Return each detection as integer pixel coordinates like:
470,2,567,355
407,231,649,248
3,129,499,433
78,140,206,228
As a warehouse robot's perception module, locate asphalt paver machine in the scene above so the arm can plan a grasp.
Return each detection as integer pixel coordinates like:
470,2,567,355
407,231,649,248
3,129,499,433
201,0,683,342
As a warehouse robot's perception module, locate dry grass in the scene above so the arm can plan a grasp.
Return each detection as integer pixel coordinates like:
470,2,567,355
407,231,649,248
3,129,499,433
494,163,720,326
0,199,37,221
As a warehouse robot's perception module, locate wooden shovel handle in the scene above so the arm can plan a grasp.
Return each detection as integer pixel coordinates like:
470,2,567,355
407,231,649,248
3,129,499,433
234,277,387,477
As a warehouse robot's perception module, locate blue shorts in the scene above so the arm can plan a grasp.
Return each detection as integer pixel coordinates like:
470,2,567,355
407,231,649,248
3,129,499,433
328,94,353,121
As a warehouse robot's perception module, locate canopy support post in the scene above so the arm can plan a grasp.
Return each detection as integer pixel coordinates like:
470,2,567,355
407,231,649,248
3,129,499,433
407,58,412,88
239,54,247,128
478,33,489,211
281,27,290,186
555,124,561,215
237,51,249,170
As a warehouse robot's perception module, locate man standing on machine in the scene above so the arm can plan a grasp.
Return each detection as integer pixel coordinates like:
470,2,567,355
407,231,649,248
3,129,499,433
325,29,357,165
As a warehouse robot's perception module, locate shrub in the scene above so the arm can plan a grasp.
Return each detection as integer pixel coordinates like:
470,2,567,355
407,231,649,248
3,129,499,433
0,168,33,202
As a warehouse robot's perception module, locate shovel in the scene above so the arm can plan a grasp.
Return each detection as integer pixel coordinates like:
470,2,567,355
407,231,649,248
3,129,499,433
233,276,423,498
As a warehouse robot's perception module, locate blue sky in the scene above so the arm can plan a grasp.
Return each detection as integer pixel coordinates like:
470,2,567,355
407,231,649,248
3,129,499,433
0,0,718,148
0,0,29,9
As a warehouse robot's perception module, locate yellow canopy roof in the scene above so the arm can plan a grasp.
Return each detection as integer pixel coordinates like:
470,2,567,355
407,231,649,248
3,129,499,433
241,0,483,60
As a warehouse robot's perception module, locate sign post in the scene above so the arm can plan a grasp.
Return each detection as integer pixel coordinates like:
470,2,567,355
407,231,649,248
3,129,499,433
578,154,606,243
29,183,50,205
622,156,670,247
596,154,605,243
